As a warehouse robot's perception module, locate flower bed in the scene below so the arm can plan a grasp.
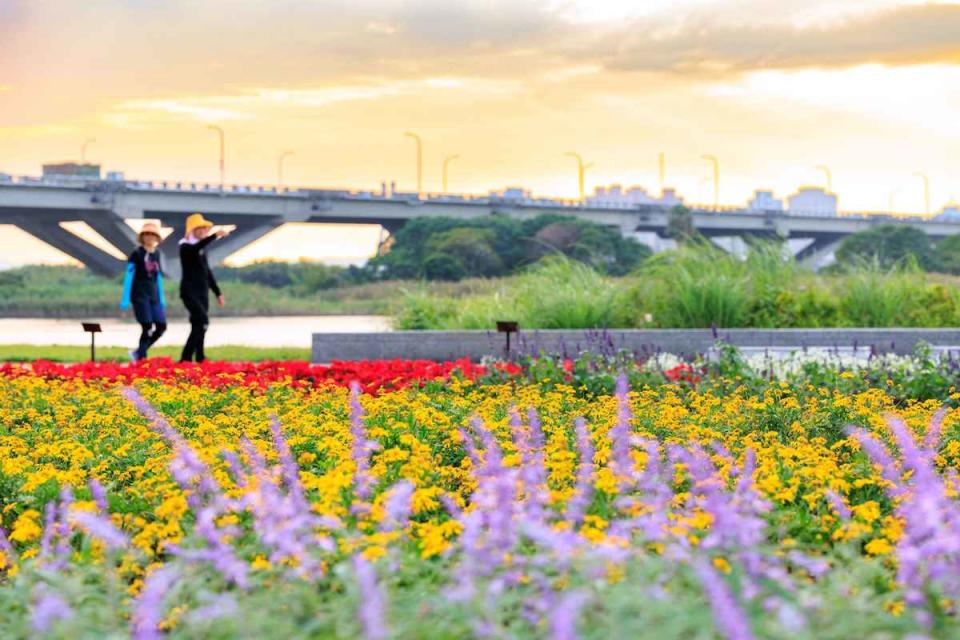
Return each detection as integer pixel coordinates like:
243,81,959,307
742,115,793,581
0,361,959,637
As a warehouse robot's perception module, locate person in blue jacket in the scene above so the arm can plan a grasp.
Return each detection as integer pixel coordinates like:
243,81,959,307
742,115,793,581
120,221,166,362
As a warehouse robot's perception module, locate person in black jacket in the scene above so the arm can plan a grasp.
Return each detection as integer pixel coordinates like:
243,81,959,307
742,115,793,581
120,221,167,361
179,213,230,363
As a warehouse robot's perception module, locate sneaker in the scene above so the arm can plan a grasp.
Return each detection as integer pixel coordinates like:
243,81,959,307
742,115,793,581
129,349,140,363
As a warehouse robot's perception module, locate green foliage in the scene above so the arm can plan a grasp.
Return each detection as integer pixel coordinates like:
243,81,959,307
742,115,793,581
394,257,634,330
370,214,652,281
836,224,935,270
932,233,960,275
636,242,750,328
401,240,960,330
665,205,697,243
218,260,366,294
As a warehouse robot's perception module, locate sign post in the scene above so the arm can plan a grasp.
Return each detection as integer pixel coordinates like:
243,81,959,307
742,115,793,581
496,321,519,360
82,323,102,362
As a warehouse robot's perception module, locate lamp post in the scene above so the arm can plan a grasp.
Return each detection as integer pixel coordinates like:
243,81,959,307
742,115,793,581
815,165,833,192
278,150,294,188
207,125,225,191
914,172,931,215
702,154,719,210
565,152,593,202
442,154,460,193
81,138,96,164
404,131,423,194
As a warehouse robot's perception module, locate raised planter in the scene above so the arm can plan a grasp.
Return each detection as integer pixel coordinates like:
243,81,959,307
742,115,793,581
311,328,960,362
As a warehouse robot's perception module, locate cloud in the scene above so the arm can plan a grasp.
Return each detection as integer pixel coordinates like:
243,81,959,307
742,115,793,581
576,3,960,74
104,77,524,126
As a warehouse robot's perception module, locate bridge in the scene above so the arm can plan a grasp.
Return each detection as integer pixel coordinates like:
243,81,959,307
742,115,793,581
2,174,958,277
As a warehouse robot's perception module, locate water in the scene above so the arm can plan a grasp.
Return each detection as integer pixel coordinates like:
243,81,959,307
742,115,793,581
0,316,391,348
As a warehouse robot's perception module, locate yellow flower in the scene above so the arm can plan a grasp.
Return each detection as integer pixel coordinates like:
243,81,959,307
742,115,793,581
9,509,41,543
865,538,894,556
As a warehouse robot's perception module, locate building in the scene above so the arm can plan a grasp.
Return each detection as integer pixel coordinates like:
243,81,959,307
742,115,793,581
42,162,101,180
935,204,960,222
787,187,837,216
489,187,532,202
747,190,784,213
586,184,685,208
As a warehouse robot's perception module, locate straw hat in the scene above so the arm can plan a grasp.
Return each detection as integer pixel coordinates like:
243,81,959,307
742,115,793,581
137,221,163,244
185,213,214,237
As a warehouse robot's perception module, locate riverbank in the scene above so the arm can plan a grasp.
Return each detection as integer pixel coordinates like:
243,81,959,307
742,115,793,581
0,316,390,350
0,265,498,318
0,344,311,362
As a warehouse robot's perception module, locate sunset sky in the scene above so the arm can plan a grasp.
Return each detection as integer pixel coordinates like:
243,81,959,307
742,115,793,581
2,0,959,266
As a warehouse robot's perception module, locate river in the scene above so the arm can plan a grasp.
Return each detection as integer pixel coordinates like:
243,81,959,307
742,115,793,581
0,316,391,348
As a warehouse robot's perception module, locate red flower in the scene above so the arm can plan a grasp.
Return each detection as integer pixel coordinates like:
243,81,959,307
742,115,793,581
0,357,489,395
664,364,702,384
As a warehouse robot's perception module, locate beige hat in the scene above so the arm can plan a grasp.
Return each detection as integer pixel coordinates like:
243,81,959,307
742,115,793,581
137,221,163,244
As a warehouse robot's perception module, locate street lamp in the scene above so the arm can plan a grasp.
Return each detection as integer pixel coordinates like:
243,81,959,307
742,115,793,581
815,165,833,192
442,154,460,193
565,152,593,202
81,138,96,164
404,131,423,194
914,172,931,215
277,150,294,188
207,125,225,191
702,155,719,210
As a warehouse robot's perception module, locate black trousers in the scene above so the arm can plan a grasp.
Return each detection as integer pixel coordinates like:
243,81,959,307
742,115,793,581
137,322,167,359
180,294,209,362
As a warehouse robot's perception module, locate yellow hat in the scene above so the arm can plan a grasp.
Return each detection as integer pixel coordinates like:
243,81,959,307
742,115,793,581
185,213,214,237
137,221,163,244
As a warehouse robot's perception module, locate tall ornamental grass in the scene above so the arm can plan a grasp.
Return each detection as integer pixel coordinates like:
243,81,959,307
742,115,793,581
396,242,960,329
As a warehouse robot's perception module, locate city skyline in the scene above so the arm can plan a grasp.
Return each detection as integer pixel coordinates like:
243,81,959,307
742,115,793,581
2,0,959,265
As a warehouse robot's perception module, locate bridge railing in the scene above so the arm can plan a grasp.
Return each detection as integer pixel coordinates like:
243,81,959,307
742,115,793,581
0,173,945,222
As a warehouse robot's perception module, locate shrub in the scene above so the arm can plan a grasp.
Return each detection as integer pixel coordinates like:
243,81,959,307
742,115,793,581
836,224,935,270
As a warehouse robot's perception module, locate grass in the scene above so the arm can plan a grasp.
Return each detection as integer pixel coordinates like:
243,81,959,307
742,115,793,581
394,258,634,330
0,344,311,362
396,244,960,330
0,265,501,318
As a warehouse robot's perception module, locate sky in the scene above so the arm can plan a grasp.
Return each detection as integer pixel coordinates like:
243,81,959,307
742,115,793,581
1,0,959,266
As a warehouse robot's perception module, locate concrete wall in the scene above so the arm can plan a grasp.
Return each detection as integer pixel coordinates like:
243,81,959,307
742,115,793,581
312,328,960,362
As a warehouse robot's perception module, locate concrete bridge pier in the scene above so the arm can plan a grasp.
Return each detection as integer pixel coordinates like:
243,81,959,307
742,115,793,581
796,234,845,270
0,208,128,276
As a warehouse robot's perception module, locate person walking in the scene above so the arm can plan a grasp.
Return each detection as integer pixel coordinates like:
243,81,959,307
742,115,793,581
120,221,167,362
179,213,230,363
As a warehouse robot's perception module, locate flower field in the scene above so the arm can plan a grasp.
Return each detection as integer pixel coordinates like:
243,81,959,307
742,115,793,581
2,351,960,638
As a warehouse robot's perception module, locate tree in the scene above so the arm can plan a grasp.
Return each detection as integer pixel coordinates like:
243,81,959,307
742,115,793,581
368,214,652,281
835,224,934,270
424,227,504,279
933,234,960,274
666,205,697,243
423,253,466,281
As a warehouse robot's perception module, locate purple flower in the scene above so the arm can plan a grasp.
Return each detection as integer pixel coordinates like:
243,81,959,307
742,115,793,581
610,373,635,486
353,554,387,640
88,477,109,513
31,586,73,635
70,510,129,550
823,490,851,521
693,559,755,640
350,382,379,503
132,565,181,640
566,417,594,527
548,590,588,640
381,480,414,533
